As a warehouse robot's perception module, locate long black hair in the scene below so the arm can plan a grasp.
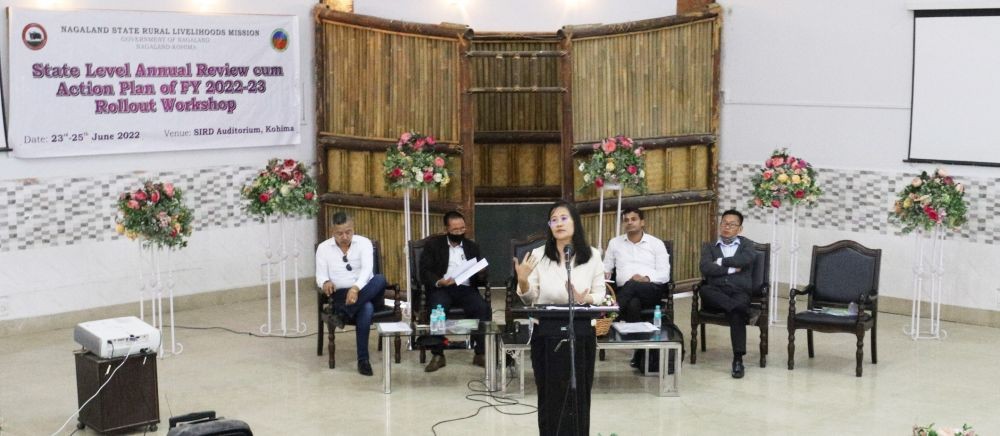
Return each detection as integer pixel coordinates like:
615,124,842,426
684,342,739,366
543,200,592,266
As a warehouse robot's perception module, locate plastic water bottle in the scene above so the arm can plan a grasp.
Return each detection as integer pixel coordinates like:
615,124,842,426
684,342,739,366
652,305,662,329
431,306,441,333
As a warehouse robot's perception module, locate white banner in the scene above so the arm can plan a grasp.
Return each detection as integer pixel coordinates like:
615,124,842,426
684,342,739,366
8,8,301,158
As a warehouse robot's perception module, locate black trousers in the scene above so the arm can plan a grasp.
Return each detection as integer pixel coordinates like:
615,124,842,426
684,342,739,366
616,281,664,323
530,319,596,436
427,285,490,355
699,283,750,356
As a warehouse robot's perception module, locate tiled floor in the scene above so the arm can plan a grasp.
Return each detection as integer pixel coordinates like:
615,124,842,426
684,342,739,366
1,294,998,435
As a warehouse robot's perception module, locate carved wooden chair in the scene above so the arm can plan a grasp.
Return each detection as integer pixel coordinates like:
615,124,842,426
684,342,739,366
788,240,881,377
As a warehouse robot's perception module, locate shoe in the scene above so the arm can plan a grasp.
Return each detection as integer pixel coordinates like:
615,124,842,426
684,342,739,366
425,354,446,372
732,357,745,379
472,353,485,367
358,360,373,376
629,351,641,369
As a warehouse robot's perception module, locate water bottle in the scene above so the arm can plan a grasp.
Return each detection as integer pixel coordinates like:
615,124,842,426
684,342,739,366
431,306,441,333
652,305,662,329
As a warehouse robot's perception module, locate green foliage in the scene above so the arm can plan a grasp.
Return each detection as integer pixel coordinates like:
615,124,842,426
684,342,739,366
578,135,647,194
241,158,319,220
747,148,822,209
383,131,451,191
115,180,193,249
889,168,967,234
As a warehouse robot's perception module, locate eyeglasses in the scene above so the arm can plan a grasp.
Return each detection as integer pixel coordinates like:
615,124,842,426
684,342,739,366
720,222,741,229
342,255,353,271
548,215,571,227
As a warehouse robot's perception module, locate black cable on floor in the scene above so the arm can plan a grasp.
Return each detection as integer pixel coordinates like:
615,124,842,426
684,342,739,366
429,378,537,435
168,325,353,338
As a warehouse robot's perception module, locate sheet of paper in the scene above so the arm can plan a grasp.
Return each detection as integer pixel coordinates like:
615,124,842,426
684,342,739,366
378,321,412,334
452,258,489,285
612,322,660,334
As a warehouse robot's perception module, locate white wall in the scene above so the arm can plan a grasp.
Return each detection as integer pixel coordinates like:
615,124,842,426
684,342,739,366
0,0,318,321
717,0,1000,311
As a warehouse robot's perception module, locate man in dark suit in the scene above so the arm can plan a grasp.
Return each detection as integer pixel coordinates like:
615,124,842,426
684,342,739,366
419,211,490,372
699,209,757,379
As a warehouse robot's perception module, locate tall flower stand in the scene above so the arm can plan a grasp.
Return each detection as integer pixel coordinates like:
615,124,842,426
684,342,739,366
904,225,948,340
766,205,801,327
402,188,430,320
259,214,306,336
137,242,183,358
597,183,624,252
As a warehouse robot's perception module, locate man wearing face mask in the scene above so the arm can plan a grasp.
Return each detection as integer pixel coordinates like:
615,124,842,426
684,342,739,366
419,211,490,372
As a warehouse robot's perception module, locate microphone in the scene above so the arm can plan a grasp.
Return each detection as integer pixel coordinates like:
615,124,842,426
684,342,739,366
564,244,574,304
563,244,575,268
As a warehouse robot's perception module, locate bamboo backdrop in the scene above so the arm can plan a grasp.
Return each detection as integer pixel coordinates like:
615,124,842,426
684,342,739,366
471,41,561,132
581,202,713,284
321,21,462,141
325,148,463,203
475,143,561,187
324,204,445,286
571,20,716,143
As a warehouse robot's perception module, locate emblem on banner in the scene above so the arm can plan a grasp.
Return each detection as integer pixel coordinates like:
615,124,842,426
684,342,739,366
22,23,48,50
271,28,288,52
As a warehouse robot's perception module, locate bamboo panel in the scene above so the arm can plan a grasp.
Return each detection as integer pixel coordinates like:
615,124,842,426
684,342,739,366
667,147,690,191
322,22,461,141
347,152,369,194
323,204,444,287
474,143,560,187
471,41,561,131
581,201,713,283
543,145,562,186
326,148,346,192
571,20,715,143
644,148,667,193
690,145,709,190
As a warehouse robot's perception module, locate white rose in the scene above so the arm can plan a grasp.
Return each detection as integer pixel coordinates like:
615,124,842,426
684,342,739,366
578,162,585,172
279,186,291,196
433,173,443,182
638,170,645,179
583,173,592,183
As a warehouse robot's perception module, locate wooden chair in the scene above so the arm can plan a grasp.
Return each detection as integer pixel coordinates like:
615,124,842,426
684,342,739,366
316,240,402,369
787,240,881,377
408,237,492,363
690,242,770,367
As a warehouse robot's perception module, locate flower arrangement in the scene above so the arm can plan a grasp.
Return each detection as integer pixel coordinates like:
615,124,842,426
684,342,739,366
242,159,319,219
383,131,451,191
748,148,822,209
578,135,646,193
889,168,967,234
913,423,975,436
115,181,193,249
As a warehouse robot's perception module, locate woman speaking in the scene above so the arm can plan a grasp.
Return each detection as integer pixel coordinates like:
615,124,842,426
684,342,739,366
514,200,605,435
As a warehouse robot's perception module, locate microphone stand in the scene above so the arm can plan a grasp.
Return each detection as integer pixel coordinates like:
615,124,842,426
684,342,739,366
563,246,579,430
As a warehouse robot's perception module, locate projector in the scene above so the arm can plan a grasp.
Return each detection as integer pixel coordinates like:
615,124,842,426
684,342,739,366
74,316,160,358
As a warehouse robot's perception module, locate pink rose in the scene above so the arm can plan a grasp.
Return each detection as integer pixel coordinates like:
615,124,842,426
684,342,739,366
627,165,637,175
765,159,773,168
151,190,161,204
794,190,805,199
434,156,446,168
763,170,773,180
304,192,315,200
390,167,403,179
127,199,140,209
134,190,147,201
284,159,295,168
601,139,617,154
924,205,939,222
754,198,763,207
594,177,604,188
415,138,426,149
423,171,434,182
259,192,270,203
936,168,948,177
592,143,600,150
634,147,644,157
770,156,785,168
771,199,782,208
943,176,954,185
163,183,175,197
426,136,436,145
911,178,922,187
956,183,965,193
400,132,412,143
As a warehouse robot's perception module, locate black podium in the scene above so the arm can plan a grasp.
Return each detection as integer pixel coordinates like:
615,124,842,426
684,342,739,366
512,305,613,436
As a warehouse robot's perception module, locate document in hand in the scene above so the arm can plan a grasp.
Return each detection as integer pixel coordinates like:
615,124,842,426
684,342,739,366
450,257,489,285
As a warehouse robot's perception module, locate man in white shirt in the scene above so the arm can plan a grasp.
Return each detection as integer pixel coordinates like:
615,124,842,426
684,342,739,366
316,212,387,376
604,207,671,368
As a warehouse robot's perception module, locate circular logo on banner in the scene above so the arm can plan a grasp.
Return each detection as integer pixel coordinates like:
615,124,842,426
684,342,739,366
22,23,48,50
271,28,288,52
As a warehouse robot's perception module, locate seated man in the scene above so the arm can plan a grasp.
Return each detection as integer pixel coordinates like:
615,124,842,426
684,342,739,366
699,209,756,379
603,207,671,368
316,211,387,376
419,211,490,372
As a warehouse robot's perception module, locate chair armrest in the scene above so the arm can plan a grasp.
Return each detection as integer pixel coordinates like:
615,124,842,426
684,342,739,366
789,285,813,299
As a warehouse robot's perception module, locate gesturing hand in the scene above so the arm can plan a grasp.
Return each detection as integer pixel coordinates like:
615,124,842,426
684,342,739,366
513,252,538,282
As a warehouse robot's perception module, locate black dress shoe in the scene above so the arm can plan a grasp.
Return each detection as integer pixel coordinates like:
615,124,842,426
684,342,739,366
732,358,745,379
629,351,641,369
358,360,373,376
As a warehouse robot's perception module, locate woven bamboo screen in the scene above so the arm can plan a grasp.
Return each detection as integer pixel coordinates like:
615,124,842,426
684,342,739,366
581,201,713,284
319,22,462,142
571,19,716,143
